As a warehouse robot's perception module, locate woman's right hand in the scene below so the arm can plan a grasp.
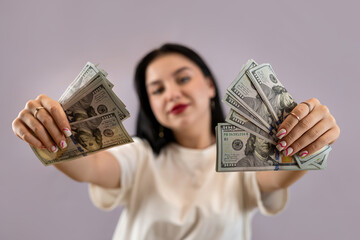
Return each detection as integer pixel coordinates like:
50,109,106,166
12,94,72,152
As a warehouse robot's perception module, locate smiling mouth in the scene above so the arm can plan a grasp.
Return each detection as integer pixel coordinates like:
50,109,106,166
170,104,189,115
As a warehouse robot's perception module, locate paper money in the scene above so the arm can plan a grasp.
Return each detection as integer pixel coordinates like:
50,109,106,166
59,62,112,104
222,93,273,134
227,60,276,133
216,123,330,172
246,63,297,125
225,109,277,145
294,145,332,169
217,59,332,172
32,112,133,166
63,73,129,122
31,62,133,166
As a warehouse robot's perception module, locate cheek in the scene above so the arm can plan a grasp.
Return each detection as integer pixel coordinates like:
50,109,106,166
149,97,165,120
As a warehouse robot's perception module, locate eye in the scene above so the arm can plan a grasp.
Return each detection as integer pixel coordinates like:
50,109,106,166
151,87,164,95
177,76,191,84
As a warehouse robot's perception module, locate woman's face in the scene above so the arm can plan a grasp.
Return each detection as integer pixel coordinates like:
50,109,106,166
145,53,215,132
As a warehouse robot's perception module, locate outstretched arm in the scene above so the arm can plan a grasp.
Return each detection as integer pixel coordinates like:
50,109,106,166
12,94,122,189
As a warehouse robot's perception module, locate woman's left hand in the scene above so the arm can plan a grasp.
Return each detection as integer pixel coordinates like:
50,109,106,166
275,98,340,157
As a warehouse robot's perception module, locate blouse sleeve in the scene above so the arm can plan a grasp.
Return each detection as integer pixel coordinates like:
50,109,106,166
88,137,148,211
243,171,288,216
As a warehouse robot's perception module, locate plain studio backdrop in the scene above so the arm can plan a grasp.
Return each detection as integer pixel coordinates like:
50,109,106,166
0,0,358,239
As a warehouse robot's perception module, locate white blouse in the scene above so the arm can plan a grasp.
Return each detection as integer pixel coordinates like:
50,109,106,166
89,137,287,240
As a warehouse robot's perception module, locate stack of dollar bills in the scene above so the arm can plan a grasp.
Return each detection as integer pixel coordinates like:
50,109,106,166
32,62,133,166
216,59,331,172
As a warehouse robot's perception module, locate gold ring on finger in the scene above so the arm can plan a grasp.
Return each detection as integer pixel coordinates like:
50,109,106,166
289,112,300,122
33,107,45,119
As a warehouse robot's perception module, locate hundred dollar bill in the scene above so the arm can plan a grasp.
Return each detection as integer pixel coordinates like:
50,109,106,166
225,109,277,145
63,73,129,122
59,62,113,104
294,145,332,169
227,60,276,133
222,93,274,134
31,112,133,166
246,63,297,125
216,123,327,172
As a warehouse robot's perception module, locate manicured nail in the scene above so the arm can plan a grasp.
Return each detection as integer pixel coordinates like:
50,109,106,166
299,150,308,157
284,147,293,156
276,129,287,139
63,128,72,137
51,145,58,153
60,140,67,149
276,141,287,151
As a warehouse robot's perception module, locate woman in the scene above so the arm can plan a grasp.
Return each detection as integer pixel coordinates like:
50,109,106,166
12,43,340,239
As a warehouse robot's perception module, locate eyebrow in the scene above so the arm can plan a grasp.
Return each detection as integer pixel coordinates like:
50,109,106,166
146,67,191,87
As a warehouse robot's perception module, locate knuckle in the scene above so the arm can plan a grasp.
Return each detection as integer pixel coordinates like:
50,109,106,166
299,118,311,129
25,100,36,110
319,105,329,115
310,97,320,105
308,128,320,139
49,104,59,115
36,94,48,101
329,115,337,125
292,141,302,151
41,116,54,126
282,120,292,130
12,118,20,129
18,109,29,119
32,123,44,136
285,133,295,143
22,133,31,142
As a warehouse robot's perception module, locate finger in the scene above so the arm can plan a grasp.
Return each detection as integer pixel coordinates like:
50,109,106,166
276,98,320,140
281,117,332,156
12,118,45,149
19,110,59,152
275,106,325,152
36,95,72,137
297,128,339,157
33,106,68,150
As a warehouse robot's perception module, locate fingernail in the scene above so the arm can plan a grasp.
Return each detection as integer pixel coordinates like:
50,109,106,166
63,128,72,137
276,129,287,139
299,150,308,157
51,145,58,153
276,141,287,151
284,147,293,156
60,140,67,149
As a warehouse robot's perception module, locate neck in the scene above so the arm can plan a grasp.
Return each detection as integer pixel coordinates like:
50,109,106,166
173,128,215,149
172,120,215,149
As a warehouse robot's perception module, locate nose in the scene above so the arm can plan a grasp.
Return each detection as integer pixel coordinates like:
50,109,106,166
165,82,182,102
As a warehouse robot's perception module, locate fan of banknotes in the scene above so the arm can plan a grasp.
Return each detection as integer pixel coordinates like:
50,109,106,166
32,62,133,166
216,59,331,172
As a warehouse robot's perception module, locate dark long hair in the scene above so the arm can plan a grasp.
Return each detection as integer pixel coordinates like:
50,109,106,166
134,43,224,154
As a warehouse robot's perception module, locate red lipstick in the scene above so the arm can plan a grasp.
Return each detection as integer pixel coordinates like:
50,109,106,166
170,104,189,115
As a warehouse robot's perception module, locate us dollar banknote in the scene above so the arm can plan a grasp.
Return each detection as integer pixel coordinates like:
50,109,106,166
227,60,276,133
222,93,273,134
246,63,297,124
63,73,129,122
216,123,330,172
225,109,277,145
32,112,133,166
59,62,113,104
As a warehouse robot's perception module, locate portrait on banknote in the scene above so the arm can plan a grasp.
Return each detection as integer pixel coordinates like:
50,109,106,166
235,134,277,167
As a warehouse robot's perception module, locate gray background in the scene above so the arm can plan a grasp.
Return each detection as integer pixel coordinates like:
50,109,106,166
1,0,358,239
